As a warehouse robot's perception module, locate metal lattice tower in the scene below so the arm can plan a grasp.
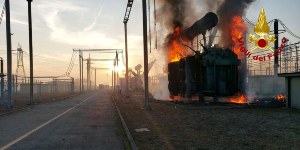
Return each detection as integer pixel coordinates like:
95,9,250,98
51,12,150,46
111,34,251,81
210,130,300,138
15,44,26,78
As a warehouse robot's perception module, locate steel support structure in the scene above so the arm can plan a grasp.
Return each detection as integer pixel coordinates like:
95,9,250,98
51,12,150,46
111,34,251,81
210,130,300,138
296,45,299,72
124,23,129,93
111,70,113,90
123,0,133,95
92,68,110,89
81,52,84,91
73,49,123,91
79,51,82,92
94,69,96,89
116,51,119,89
113,59,116,92
77,50,84,92
84,58,115,90
87,57,91,90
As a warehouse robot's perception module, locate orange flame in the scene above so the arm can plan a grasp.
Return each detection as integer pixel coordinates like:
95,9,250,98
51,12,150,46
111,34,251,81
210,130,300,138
167,26,189,62
169,40,183,62
230,16,247,59
228,93,246,104
168,96,180,101
276,94,286,102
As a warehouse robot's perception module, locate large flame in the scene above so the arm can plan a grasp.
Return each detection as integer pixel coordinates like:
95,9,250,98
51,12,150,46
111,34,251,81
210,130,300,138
230,16,247,59
276,94,286,102
167,26,188,62
228,93,247,104
169,40,183,62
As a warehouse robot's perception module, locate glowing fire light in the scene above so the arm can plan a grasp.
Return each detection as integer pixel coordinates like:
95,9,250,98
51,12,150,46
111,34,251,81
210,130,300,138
230,16,247,59
228,93,247,104
167,26,189,62
170,40,183,62
168,96,180,101
276,94,286,102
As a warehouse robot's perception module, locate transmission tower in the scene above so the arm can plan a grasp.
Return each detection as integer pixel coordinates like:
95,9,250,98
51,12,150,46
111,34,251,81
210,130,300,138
15,43,26,78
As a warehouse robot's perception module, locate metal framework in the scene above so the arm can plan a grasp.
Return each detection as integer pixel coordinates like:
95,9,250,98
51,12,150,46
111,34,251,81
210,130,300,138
15,46,26,78
123,0,133,95
123,0,133,24
92,67,110,89
84,58,116,90
73,49,123,92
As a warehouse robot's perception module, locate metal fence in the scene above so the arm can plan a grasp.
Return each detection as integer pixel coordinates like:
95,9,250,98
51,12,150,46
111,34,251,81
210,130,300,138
0,76,76,109
247,42,300,76
279,42,300,74
245,42,300,97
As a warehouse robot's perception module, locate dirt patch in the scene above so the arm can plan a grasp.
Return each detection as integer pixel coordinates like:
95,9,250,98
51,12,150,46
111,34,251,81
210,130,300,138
114,91,300,150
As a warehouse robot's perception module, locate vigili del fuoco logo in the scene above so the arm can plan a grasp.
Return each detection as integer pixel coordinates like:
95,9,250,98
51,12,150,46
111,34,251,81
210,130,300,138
237,8,287,61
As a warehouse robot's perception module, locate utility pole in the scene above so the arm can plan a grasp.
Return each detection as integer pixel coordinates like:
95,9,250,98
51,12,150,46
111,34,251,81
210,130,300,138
124,23,129,92
274,19,279,75
94,69,96,89
296,45,299,72
142,0,150,109
113,59,116,92
0,58,5,104
81,51,84,91
27,0,33,104
123,0,133,95
78,50,82,92
87,56,91,90
116,51,119,90
5,0,12,108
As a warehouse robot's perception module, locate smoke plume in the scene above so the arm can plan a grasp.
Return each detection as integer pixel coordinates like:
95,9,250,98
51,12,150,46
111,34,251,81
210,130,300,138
217,0,255,47
156,0,188,31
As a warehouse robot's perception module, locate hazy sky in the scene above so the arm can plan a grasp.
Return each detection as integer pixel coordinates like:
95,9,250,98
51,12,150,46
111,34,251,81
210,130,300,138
0,0,299,85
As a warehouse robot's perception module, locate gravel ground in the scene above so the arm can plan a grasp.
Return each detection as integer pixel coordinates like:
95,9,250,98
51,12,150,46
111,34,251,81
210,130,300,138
114,92,300,150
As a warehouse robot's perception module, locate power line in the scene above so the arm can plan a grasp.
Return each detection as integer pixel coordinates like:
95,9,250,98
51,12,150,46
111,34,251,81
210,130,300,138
22,51,69,63
65,51,77,76
278,19,300,39
243,17,254,26
243,17,276,26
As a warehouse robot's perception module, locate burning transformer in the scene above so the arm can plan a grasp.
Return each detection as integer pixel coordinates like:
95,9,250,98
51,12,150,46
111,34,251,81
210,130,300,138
168,12,240,99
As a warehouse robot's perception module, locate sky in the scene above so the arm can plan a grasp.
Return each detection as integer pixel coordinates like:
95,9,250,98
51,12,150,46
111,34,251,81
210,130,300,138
0,0,299,86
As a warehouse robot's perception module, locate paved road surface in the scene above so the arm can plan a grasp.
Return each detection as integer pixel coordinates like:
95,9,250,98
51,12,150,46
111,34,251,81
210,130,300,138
0,90,123,150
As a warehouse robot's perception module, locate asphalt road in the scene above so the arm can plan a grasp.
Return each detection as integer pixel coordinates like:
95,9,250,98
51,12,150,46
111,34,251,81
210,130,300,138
0,90,124,150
